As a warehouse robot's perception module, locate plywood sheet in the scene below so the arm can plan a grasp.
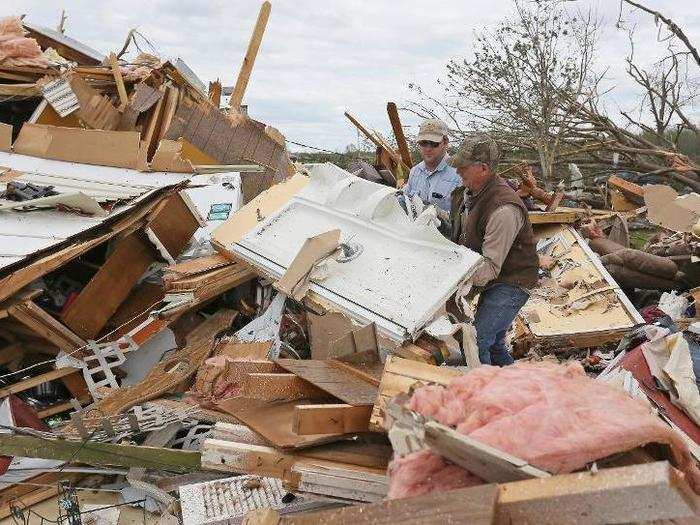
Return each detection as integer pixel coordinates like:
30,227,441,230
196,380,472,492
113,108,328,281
217,398,351,449
275,359,378,406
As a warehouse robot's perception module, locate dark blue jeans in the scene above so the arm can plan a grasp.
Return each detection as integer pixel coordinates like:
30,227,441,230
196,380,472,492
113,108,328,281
474,282,530,366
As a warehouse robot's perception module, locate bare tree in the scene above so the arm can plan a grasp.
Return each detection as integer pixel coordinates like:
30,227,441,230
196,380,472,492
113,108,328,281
550,0,700,192
406,0,602,186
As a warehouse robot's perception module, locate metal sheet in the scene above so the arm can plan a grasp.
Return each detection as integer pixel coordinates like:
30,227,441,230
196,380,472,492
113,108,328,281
231,163,481,342
0,151,187,202
0,151,190,271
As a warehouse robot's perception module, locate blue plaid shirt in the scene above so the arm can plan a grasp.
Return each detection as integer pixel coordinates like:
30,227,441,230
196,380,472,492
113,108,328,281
404,155,461,213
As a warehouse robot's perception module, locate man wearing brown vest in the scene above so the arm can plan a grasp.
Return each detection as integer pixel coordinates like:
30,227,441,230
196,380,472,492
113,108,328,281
448,134,539,366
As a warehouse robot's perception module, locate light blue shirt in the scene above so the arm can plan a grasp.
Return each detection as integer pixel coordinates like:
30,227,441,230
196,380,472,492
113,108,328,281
404,155,461,213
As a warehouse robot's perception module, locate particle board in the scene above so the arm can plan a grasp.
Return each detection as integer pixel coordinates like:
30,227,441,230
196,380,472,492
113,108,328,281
275,359,378,406
496,461,699,524
369,356,462,432
217,398,352,449
241,373,328,402
293,404,372,435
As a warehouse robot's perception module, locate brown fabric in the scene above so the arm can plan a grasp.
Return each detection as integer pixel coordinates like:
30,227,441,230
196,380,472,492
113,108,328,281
588,237,627,256
601,249,678,280
457,176,539,289
604,264,679,291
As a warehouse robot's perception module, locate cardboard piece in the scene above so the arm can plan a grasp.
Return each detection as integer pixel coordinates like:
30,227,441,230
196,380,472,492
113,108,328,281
13,123,143,170
212,173,309,253
0,123,12,152
151,139,194,173
274,229,340,301
645,185,700,233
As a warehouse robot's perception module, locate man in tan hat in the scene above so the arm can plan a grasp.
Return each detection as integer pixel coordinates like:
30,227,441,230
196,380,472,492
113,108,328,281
449,133,539,366
403,118,461,216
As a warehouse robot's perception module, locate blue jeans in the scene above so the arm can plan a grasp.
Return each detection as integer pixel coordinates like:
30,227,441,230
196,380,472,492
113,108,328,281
474,283,530,366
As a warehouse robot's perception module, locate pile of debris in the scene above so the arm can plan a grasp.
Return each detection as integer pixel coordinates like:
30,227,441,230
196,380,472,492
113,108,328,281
1,6,700,525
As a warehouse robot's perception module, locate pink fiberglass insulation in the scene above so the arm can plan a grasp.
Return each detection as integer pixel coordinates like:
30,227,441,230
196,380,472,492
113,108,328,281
387,361,700,499
0,16,49,67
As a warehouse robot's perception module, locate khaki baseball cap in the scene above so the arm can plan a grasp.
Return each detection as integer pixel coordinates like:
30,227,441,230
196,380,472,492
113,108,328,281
449,133,500,168
417,118,448,142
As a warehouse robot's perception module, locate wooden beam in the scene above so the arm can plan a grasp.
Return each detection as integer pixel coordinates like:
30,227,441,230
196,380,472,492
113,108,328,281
0,434,200,472
496,461,699,524
344,111,382,148
9,300,86,352
0,367,80,398
230,1,272,109
423,421,550,482
608,175,645,205
387,102,412,172
108,52,128,110
293,404,372,435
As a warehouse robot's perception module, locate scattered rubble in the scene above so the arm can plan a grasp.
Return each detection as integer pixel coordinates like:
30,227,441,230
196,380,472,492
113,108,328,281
0,4,699,525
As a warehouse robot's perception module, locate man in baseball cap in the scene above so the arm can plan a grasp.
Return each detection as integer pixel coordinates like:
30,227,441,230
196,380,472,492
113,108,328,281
449,133,538,367
402,118,461,219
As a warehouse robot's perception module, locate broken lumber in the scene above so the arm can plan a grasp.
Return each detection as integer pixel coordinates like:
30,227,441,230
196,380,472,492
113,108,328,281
275,358,378,406
62,232,156,339
496,461,699,524
8,299,85,353
423,421,550,482
230,1,272,109
608,175,645,205
370,356,461,431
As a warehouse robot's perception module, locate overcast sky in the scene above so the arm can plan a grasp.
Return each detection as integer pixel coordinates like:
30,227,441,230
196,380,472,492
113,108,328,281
6,0,700,151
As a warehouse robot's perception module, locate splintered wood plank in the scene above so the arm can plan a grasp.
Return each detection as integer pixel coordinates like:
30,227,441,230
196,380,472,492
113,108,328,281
496,461,700,524
370,356,461,432
280,483,498,525
424,421,549,482
275,359,378,406
0,367,80,398
293,404,372,435
230,1,272,109
70,310,235,425
217,397,351,449
163,253,232,280
9,300,86,352
62,232,156,339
